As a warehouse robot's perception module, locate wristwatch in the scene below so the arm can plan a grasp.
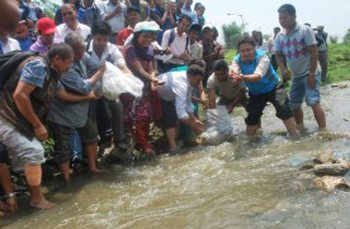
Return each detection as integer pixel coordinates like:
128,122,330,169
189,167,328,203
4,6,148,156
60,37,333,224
6,192,16,199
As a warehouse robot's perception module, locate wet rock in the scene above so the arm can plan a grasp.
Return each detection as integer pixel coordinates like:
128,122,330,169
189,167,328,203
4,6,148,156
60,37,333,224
313,151,335,164
336,158,350,169
316,131,350,142
299,164,314,171
314,163,349,176
313,176,350,192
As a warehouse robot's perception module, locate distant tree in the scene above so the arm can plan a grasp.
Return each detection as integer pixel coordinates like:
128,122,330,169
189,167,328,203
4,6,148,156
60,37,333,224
222,21,242,49
263,34,270,42
329,35,338,44
343,29,350,45
33,0,59,19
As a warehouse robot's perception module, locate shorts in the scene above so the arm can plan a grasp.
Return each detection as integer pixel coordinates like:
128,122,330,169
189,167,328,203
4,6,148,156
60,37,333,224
0,117,45,172
289,73,321,110
245,86,293,126
160,99,178,129
48,102,99,164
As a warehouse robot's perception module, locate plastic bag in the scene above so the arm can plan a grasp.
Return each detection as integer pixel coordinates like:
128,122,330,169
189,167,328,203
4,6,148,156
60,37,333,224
200,106,233,145
102,61,144,100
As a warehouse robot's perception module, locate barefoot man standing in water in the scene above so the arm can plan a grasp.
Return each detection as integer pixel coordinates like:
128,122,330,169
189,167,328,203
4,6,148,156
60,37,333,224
275,4,326,132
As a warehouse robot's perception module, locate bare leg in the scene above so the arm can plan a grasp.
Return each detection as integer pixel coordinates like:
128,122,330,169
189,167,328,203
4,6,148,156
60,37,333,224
312,102,326,130
58,162,70,183
85,143,98,175
246,125,259,136
165,127,177,151
25,164,54,209
0,163,14,197
282,117,299,139
293,107,306,132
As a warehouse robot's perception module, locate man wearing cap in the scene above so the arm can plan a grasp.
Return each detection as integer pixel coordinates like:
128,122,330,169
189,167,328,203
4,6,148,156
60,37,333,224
30,17,57,55
275,4,326,132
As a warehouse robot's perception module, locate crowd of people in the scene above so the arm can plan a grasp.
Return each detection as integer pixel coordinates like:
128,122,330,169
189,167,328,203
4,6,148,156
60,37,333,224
0,0,329,216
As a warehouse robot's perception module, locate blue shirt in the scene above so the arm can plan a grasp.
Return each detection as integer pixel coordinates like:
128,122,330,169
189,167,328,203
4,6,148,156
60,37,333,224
19,59,48,88
47,54,98,128
233,50,279,95
78,3,102,27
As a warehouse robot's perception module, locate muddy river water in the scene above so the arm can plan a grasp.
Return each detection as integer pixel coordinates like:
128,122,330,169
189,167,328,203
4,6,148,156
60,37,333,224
1,84,350,228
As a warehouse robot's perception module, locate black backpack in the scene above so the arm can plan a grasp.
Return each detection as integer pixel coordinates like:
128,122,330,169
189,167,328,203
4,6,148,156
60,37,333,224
0,51,40,90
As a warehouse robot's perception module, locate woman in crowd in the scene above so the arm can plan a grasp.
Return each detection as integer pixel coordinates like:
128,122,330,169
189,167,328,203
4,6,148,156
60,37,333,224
123,21,163,156
231,36,299,138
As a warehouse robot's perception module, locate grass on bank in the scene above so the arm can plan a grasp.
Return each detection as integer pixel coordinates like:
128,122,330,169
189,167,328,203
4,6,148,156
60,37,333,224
224,44,350,83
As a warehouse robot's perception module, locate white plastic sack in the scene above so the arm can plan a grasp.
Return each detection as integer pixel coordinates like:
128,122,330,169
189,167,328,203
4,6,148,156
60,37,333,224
200,106,233,145
102,61,144,100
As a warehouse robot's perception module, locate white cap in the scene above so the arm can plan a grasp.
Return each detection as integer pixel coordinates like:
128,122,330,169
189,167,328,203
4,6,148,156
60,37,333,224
134,21,162,33
202,23,214,31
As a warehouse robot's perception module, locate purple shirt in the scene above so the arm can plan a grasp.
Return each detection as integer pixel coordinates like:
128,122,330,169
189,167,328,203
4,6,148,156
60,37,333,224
29,36,61,55
29,37,49,55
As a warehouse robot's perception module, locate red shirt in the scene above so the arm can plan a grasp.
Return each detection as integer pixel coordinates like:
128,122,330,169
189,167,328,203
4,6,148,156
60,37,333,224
116,26,133,46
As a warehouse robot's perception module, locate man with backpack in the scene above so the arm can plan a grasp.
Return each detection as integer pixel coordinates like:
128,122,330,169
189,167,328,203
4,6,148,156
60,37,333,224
0,44,74,209
160,14,192,72
315,25,328,83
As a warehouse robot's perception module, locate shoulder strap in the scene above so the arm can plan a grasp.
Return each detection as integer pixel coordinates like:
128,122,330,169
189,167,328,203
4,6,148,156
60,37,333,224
0,51,39,90
185,36,190,51
168,28,176,47
86,34,92,54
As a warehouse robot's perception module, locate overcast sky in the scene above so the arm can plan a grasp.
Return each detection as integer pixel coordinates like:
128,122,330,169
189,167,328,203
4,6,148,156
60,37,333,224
199,0,350,41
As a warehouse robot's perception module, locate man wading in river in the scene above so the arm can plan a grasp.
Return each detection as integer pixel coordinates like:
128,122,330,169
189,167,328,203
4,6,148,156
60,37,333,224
275,4,326,132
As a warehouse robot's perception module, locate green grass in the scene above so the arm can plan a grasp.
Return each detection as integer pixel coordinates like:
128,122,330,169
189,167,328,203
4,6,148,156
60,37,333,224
328,44,350,82
224,44,350,83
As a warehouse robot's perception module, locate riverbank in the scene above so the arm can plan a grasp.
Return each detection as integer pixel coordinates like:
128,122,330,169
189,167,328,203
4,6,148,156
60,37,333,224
1,82,350,228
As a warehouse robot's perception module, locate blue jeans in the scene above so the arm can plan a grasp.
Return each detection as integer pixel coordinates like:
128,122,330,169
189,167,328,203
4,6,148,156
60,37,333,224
69,130,83,161
289,73,321,110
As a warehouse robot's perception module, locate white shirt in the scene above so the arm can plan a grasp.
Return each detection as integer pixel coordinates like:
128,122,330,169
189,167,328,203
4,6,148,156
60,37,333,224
0,37,21,53
161,28,188,65
88,41,125,66
100,1,127,33
157,70,194,120
54,22,91,43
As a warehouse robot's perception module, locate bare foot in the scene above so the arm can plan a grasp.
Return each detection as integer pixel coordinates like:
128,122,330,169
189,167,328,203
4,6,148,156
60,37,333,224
89,168,106,176
30,199,55,209
0,201,7,211
144,148,156,158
